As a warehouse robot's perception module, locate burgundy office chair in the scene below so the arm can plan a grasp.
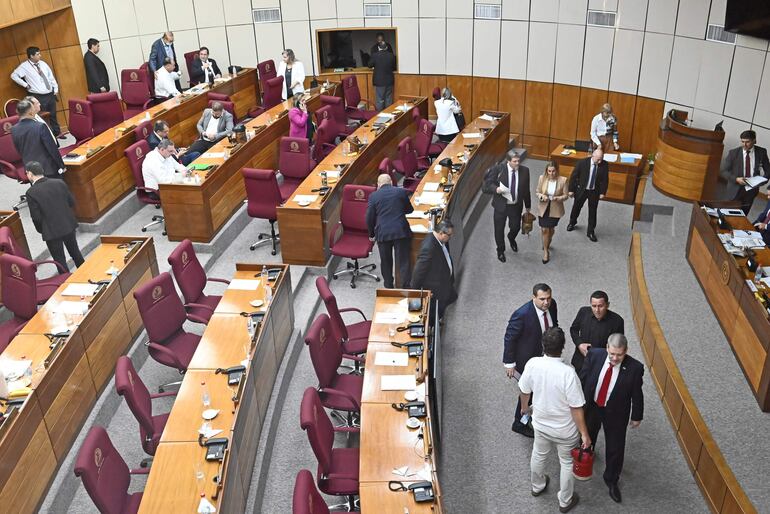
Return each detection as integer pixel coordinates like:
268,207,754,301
329,185,378,288
125,140,165,235
243,168,283,255
316,276,371,372
74,426,148,514
184,50,198,85
133,272,205,391
300,387,360,511
432,87,441,101
121,69,153,117
378,157,398,186
88,91,128,134
312,119,337,163
278,137,315,199
0,115,28,211
257,59,277,88
134,119,152,142
392,136,421,192
341,75,376,122
208,99,236,122
167,239,230,324
0,254,39,352
140,62,155,98
319,96,356,137
60,99,94,154
293,469,331,514
0,227,69,303
263,76,284,110
413,118,440,167
3,99,19,117
114,356,176,466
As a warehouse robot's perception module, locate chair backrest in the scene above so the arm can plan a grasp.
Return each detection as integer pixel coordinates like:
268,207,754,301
312,119,335,162
411,105,422,127
87,91,124,134
263,76,284,109
68,98,94,144
184,50,198,84
257,59,277,86
0,254,38,320
134,119,152,141
140,62,155,96
120,69,150,110
378,157,397,186
124,140,157,205
340,184,375,233
0,116,24,181
4,99,19,117
342,75,362,109
114,356,155,443
397,136,418,177
315,276,349,342
167,239,206,305
304,314,343,388
314,104,334,129
279,137,314,180
132,272,188,343
207,92,230,102
319,95,347,127
74,426,133,514
414,118,435,157
242,168,282,221
208,99,235,120
293,469,330,514
0,226,23,257
299,387,335,476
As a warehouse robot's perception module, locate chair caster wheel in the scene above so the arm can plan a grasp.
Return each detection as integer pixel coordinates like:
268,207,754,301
271,249,276,255
332,275,338,280
162,231,167,236
375,277,380,282
258,234,264,240
12,207,18,212
371,264,377,270
141,228,147,232
351,283,356,289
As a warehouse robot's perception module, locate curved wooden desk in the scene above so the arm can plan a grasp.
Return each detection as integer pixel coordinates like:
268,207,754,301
654,110,724,202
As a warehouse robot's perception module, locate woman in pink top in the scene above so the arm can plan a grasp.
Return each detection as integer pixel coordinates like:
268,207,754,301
288,95,309,139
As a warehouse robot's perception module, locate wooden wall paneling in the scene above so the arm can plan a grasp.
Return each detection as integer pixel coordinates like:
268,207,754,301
0,1,14,26
394,73,421,99
42,8,78,49
51,0,71,8
445,75,472,120
50,45,88,117
418,74,444,117
608,91,637,151
11,18,48,57
0,24,15,55
523,81,552,137
498,79,525,137
632,96,665,159
0,56,23,106
471,77,498,119
549,83,580,141
521,135,550,159
576,87,608,142
34,0,55,13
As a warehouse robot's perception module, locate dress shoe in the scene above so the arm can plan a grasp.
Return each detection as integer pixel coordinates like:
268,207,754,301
531,475,549,497
559,493,580,513
607,481,622,503
587,232,598,242
511,420,534,438
497,252,506,263
510,240,518,252
566,223,576,232
542,251,550,264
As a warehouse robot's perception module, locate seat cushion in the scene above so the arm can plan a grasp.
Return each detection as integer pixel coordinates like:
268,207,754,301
343,337,367,355
346,107,377,121
319,447,360,496
36,273,70,304
330,233,373,260
392,159,406,174
429,142,446,156
324,373,363,412
123,492,143,514
187,294,221,323
347,319,372,343
140,412,170,456
0,317,27,353
150,331,200,371
279,179,302,202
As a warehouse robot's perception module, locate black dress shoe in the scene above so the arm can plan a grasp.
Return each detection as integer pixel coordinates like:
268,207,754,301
510,240,518,252
607,482,622,503
587,232,598,242
511,420,534,438
531,474,549,497
559,493,580,513
566,223,576,232
497,252,506,262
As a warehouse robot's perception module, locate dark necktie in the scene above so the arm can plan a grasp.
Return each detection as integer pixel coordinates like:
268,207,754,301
596,363,613,407
34,63,51,91
542,312,549,332
745,151,752,178
588,163,596,190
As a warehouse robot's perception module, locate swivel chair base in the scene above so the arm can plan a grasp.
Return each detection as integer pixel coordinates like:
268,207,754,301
141,215,166,236
326,495,359,512
332,259,379,289
250,220,280,255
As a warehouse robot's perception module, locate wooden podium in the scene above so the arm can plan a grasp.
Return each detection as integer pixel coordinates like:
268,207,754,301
653,109,724,201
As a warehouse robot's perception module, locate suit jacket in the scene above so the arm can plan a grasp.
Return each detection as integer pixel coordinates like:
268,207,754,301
579,348,644,423
569,157,608,196
146,131,162,150
482,162,532,212
752,199,770,245
149,38,178,72
84,51,110,93
720,145,770,198
190,57,221,85
569,306,625,371
11,118,65,178
411,234,457,307
366,185,413,242
196,109,234,142
536,174,568,218
369,50,396,87
502,299,558,373
26,177,78,241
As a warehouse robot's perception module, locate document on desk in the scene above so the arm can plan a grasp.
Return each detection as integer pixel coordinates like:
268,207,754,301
374,352,409,367
733,229,763,239
462,132,481,139
293,194,319,204
61,283,100,297
228,279,260,290
63,155,86,163
423,182,440,192
620,152,643,160
201,152,225,159
761,277,770,288
744,176,768,190
0,358,32,380
479,113,496,122
381,375,417,391
498,182,513,202
323,170,340,179
374,312,406,324
417,192,446,205
54,301,90,315
410,224,430,233
603,154,618,162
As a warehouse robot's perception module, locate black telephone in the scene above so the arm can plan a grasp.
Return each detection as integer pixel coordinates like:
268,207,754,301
216,365,246,386
204,437,228,461
409,323,425,338
392,401,426,418
390,341,423,357
408,481,435,502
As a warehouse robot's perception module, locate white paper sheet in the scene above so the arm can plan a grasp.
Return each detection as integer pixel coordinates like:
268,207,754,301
54,301,89,315
498,182,513,202
294,195,319,204
228,279,260,290
479,114,495,121
410,224,430,233
744,176,768,190
0,358,32,380
374,312,406,324
417,192,446,206
603,154,618,162
201,152,225,159
63,155,86,163
423,182,440,192
620,152,643,159
374,352,409,367
381,375,417,391
198,497,217,513
462,132,481,139
61,283,100,297
323,170,340,178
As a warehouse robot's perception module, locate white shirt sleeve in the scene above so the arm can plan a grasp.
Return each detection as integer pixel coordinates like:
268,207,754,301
10,62,27,89
565,370,586,408
590,113,602,145
518,366,532,394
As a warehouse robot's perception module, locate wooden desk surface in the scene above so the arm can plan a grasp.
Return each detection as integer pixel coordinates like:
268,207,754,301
359,481,437,513
361,343,427,405
1,334,55,389
213,268,285,315
187,314,252,371
368,290,430,343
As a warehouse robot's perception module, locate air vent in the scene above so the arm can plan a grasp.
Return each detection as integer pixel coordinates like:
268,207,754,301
364,3,391,17
707,24,737,44
474,3,502,20
252,8,281,23
587,10,616,27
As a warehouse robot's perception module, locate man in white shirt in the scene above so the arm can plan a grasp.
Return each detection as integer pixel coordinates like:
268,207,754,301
141,138,186,196
590,103,618,151
11,46,61,136
187,102,234,155
154,58,181,99
519,327,590,513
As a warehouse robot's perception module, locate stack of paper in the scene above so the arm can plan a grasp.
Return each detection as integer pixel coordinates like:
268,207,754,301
410,224,430,233
63,155,86,163
462,132,481,139
603,154,619,162
479,113,495,122
744,176,769,190
202,152,225,159
422,182,440,192
61,283,99,297
293,195,318,204
324,170,340,179
381,375,417,391
374,312,405,324
417,192,446,205
228,279,260,290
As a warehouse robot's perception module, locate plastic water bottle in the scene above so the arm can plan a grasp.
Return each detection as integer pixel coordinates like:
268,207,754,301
201,381,210,408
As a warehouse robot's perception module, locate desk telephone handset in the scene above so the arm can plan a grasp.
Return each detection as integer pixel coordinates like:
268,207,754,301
391,401,426,418
215,365,246,386
390,341,423,357
202,437,228,461
388,481,435,502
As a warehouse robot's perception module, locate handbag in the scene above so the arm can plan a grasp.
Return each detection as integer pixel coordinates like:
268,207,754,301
521,211,536,236
453,111,466,131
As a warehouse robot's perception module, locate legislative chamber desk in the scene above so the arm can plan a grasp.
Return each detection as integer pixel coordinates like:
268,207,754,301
0,236,157,513
0,210,30,305
359,289,443,513
406,112,509,264
687,204,770,410
549,145,645,204
159,82,341,242
63,69,259,222
138,263,294,514
278,96,428,266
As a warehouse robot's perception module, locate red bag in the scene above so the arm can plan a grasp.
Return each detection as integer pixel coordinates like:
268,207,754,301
571,446,594,481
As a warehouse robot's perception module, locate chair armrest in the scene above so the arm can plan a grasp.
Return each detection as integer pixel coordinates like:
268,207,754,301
338,307,367,320
319,387,360,410
358,98,375,108
150,391,178,399
342,353,365,363
147,341,185,371
142,99,153,110
326,472,359,481
33,259,68,274
206,277,231,285
185,302,215,312
328,222,343,248
130,468,151,475
0,159,19,179
322,142,337,152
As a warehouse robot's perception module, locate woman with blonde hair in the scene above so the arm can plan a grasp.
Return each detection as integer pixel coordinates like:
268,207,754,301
536,160,569,264
277,49,305,100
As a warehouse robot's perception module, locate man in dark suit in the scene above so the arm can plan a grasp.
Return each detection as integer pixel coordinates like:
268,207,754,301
369,42,396,110
579,335,644,503
11,99,65,179
146,119,198,164
482,150,531,262
570,290,625,372
148,31,181,91
190,47,221,86
567,148,609,242
366,174,413,288
752,197,770,246
24,161,84,272
83,38,110,93
503,283,558,437
720,130,770,214
411,219,457,319
370,32,394,56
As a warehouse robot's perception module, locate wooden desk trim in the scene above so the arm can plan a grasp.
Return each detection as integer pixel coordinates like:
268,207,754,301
629,232,756,513
0,210,31,305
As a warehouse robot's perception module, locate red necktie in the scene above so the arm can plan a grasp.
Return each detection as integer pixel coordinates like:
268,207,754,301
596,363,613,407
764,209,770,224
542,312,549,332
745,151,751,178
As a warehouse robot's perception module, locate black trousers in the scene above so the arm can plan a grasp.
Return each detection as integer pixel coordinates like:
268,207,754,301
187,138,217,156
378,237,411,289
493,203,523,253
31,92,60,136
732,186,759,215
569,189,600,232
586,403,628,484
45,230,84,273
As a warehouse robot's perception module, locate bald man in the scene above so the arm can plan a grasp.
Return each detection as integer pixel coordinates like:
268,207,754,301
366,174,414,288
149,32,181,90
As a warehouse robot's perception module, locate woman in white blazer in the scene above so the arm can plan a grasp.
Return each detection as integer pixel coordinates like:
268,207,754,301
277,49,305,100
434,87,462,142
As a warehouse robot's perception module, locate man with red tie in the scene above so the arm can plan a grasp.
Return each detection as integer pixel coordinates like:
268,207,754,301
579,334,644,504
720,130,770,215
